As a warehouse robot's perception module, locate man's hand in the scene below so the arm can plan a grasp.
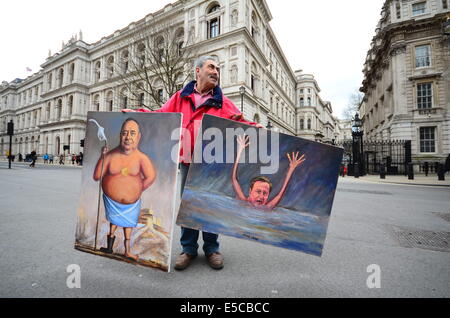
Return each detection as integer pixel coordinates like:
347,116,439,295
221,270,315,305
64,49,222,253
287,152,306,171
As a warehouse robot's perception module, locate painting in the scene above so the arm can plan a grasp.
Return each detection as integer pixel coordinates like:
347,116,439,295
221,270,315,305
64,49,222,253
176,115,343,256
75,112,181,271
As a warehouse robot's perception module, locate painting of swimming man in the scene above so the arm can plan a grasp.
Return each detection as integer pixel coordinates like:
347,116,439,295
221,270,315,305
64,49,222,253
75,112,181,271
176,115,343,256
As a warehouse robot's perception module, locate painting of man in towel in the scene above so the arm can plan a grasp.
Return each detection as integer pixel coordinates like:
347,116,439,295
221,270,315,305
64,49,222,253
93,118,157,261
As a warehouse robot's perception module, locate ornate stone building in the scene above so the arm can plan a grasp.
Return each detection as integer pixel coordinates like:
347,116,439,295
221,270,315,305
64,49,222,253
360,0,450,168
0,0,340,158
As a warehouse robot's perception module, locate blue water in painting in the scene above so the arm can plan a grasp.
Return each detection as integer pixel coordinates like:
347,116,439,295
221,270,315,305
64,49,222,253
177,188,329,256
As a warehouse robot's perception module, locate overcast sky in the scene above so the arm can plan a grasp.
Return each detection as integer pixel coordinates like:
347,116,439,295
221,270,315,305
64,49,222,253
0,0,384,118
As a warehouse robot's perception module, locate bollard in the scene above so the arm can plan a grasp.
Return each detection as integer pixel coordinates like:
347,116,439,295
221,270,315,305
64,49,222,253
380,163,386,179
408,163,414,180
437,163,445,181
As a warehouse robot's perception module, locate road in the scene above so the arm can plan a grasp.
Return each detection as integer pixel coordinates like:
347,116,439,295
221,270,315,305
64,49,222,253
0,161,449,298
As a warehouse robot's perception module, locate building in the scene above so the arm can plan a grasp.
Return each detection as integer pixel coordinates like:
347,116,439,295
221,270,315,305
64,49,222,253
359,0,450,170
0,0,341,158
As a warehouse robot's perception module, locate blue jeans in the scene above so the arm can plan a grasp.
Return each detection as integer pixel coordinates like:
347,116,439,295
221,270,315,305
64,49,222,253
178,164,219,256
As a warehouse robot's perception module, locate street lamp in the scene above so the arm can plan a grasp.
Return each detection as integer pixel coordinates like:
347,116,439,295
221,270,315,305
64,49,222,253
266,119,273,130
351,113,364,178
7,120,14,169
239,86,246,113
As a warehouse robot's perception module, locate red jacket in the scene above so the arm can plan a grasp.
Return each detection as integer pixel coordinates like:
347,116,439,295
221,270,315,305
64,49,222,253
136,81,256,163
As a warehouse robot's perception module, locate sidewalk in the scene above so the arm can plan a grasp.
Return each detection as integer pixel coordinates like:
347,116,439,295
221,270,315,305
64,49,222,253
340,174,450,187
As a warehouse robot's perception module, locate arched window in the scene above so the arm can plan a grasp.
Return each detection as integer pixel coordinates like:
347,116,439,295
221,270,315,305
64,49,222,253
207,4,221,39
155,36,165,62
95,61,101,82
58,68,64,88
68,95,73,116
300,119,304,130
48,73,52,89
106,91,114,111
175,29,184,56
46,102,51,120
120,88,128,109
307,97,311,106
137,43,146,68
106,56,114,79
55,136,60,155
307,118,311,130
251,11,259,40
121,50,129,73
69,63,75,82
93,94,100,111
56,99,62,120
300,97,304,107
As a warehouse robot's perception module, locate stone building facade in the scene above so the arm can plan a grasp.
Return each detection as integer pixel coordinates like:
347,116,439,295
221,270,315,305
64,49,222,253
0,0,341,158
360,0,450,168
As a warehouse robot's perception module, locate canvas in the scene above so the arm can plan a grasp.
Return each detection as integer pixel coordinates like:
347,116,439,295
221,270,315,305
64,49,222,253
176,115,343,256
75,112,181,271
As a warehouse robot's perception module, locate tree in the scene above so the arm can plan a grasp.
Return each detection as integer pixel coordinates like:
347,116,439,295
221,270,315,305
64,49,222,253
112,21,198,110
342,89,363,120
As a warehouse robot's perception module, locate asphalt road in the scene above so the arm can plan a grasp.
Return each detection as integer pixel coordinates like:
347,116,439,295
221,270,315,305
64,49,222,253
0,162,449,298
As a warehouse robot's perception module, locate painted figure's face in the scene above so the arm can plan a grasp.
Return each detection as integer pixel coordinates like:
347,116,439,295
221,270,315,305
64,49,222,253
120,120,140,153
248,181,271,207
196,59,220,90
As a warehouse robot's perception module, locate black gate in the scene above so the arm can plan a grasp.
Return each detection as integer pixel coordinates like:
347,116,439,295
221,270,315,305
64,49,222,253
336,140,411,176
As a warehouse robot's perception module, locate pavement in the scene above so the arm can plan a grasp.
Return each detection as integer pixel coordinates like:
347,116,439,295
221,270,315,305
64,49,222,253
341,174,450,187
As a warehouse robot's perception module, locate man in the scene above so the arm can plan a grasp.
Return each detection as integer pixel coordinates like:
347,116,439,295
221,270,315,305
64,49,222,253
232,135,306,209
128,55,261,270
93,118,157,261
29,150,37,168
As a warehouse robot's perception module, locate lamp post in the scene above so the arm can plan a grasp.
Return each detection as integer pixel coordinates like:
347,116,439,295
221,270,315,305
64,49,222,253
239,86,246,113
7,120,14,169
351,113,364,178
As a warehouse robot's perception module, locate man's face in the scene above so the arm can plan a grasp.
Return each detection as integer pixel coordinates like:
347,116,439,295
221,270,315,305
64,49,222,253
120,120,140,152
248,181,271,207
196,59,220,90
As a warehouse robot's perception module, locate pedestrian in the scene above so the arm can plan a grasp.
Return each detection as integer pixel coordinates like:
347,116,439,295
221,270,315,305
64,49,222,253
18,153,23,162
49,154,54,164
78,152,83,166
125,55,262,271
343,165,348,177
444,153,450,174
424,162,429,176
43,153,49,164
72,154,76,165
29,150,37,168
59,154,64,165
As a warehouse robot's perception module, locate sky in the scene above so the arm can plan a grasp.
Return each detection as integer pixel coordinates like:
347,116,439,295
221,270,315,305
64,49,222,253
0,0,385,118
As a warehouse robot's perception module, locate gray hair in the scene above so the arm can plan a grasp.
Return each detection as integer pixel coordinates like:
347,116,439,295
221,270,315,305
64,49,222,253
193,55,218,71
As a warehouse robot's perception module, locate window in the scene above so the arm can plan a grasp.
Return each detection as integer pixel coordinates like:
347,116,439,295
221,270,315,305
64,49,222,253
137,43,146,68
417,82,432,109
138,93,145,107
48,73,52,89
300,119,304,130
158,89,164,104
307,97,311,106
396,2,401,19
208,4,220,14
106,91,113,111
56,99,62,120
300,98,304,106
419,127,435,152
208,17,220,38
69,63,75,82
68,95,73,115
58,68,64,88
415,45,431,68
121,50,129,73
307,118,311,130
95,61,101,82
106,56,114,79
444,0,448,9
412,2,426,15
